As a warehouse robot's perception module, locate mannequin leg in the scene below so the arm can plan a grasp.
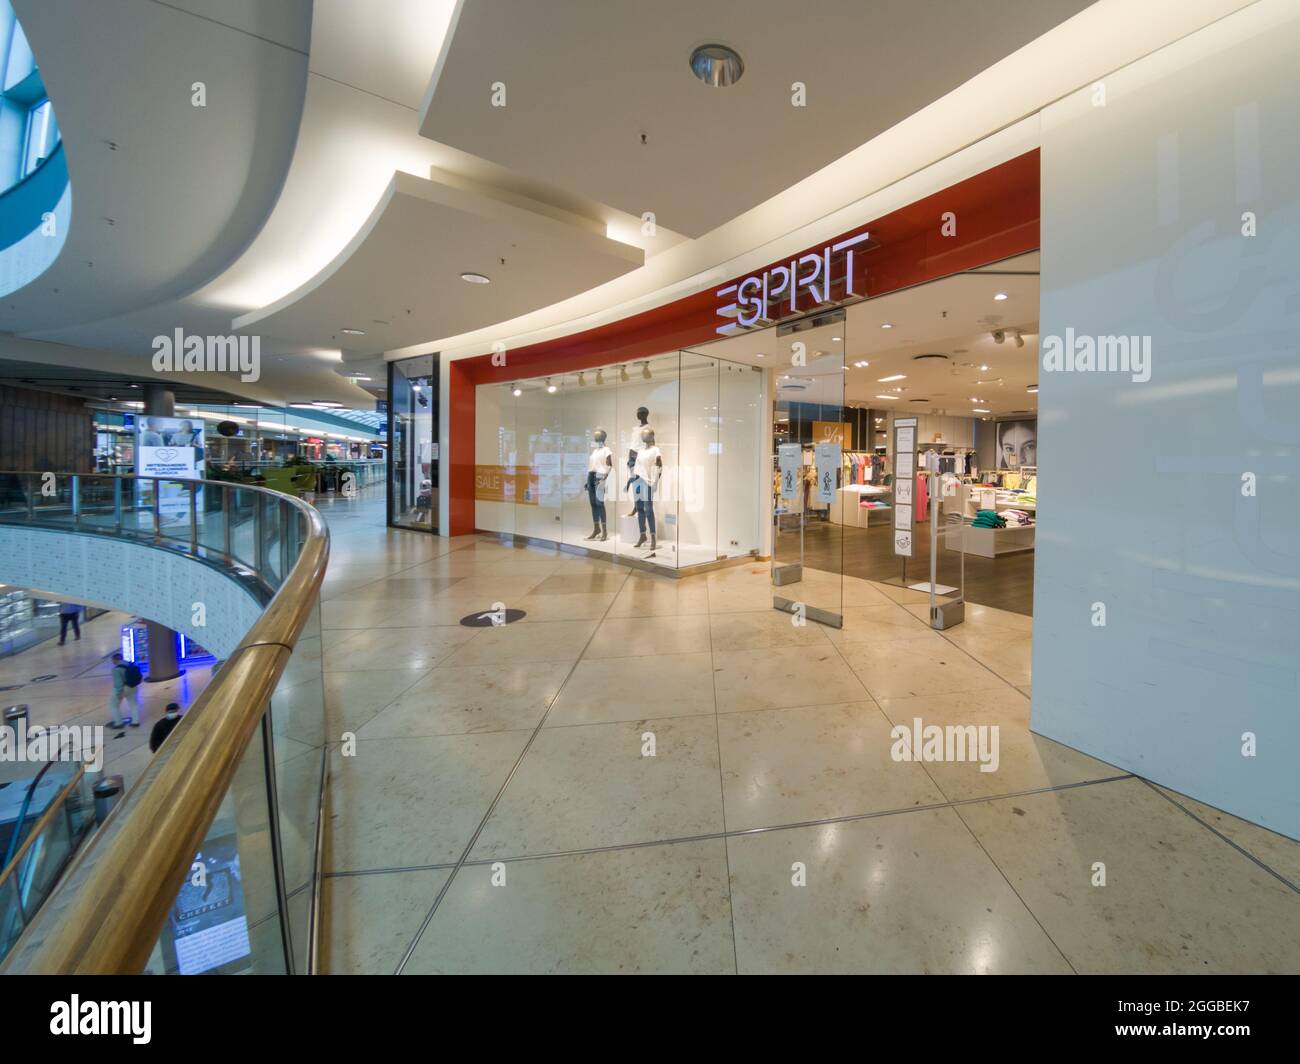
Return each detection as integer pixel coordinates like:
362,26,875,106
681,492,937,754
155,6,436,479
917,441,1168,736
585,473,601,539
645,484,657,551
633,478,647,547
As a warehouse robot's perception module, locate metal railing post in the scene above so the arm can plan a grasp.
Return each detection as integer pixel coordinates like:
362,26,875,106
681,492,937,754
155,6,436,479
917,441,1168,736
71,475,80,525
222,486,232,564
279,503,291,580
151,479,162,542
113,477,123,532
189,482,199,555
254,492,264,575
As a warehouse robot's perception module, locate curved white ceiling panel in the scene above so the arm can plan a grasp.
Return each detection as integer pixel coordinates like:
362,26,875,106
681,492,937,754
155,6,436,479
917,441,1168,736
2,0,310,331
420,0,1095,238
234,171,643,352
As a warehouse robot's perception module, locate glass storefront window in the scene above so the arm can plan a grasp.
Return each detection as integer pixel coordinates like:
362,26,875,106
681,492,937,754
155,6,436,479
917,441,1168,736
389,355,438,531
475,351,762,572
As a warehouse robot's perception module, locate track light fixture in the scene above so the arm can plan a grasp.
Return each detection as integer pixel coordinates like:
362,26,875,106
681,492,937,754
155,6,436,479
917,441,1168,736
619,365,629,382
641,362,651,380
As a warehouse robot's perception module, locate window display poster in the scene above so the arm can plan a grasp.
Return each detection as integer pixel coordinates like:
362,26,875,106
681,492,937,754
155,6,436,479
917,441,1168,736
896,425,915,453
136,415,203,519
997,418,1037,469
158,833,252,975
778,444,801,501
814,442,840,503
812,421,852,446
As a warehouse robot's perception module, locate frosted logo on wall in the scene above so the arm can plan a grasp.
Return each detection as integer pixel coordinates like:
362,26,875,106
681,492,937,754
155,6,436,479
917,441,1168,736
715,231,870,335
1040,329,1152,383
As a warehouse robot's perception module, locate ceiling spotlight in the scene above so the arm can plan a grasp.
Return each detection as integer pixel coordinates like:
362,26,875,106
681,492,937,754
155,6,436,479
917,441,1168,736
641,362,651,380
689,43,744,87
460,272,491,284
880,323,894,330
1013,330,1025,348
994,292,1008,301
873,394,897,400
973,408,991,414
596,369,604,385
512,385,522,397
878,374,906,382
578,371,586,387
756,353,765,359
831,336,842,342
979,364,989,372
340,327,365,336
546,378,557,393
619,365,629,383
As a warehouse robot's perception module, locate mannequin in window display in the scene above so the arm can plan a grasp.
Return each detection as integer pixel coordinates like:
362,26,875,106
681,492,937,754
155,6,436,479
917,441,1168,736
624,406,651,517
585,428,613,541
630,426,663,553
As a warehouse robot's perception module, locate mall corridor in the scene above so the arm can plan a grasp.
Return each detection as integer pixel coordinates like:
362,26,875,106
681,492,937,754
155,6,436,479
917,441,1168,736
313,490,1300,974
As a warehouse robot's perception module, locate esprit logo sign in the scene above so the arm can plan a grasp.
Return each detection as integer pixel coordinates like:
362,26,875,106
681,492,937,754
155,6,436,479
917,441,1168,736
715,230,870,335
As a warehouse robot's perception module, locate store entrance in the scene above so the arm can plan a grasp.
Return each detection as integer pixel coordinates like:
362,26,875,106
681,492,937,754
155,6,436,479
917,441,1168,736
770,312,847,627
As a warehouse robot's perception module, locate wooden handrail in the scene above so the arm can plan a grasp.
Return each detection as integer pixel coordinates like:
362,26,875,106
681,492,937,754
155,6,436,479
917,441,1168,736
0,475,329,973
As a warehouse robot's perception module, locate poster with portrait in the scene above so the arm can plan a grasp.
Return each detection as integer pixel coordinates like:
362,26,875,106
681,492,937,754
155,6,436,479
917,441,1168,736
997,419,1037,469
136,415,204,520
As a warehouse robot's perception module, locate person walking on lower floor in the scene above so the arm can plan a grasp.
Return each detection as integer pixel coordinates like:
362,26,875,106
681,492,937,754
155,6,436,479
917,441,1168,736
57,601,81,644
105,651,143,728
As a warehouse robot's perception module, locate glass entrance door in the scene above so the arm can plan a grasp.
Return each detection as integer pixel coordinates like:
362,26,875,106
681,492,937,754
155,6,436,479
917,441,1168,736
771,312,845,627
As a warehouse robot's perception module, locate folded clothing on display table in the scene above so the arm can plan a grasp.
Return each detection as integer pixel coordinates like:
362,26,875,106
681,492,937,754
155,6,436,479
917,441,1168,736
1001,508,1034,527
972,509,1005,529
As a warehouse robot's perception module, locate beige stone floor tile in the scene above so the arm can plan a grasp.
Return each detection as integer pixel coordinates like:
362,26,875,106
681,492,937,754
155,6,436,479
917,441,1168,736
439,618,599,666
708,609,832,652
470,716,724,859
824,603,933,646
838,635,1012,700
323,869,450,975
718,701,945,830
358,661,570,737
322,625,480,674
582,613,712,659
1153,784,1300,887
875,689,1122,801
957,778,1300,973
405,840,734,974
712,645,869,714
327,730,531,872
321,668,431,735
546,652,715,726
514,591,617,622
727,809,1073,974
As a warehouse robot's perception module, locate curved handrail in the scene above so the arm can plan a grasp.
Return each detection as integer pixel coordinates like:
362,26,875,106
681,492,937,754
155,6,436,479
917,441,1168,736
0,473,329,973
0,757,89,916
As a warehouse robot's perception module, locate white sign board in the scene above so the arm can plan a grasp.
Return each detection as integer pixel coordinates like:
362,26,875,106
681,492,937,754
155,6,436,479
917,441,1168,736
892,418,918,559
814,442,840,504
778,444,801,501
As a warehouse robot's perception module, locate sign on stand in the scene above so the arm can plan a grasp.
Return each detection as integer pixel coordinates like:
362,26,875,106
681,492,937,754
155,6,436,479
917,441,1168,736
814,442,840,505
892,417,916,557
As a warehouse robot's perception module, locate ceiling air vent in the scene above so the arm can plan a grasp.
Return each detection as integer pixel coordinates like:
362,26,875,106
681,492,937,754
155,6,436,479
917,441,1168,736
911,353,950,362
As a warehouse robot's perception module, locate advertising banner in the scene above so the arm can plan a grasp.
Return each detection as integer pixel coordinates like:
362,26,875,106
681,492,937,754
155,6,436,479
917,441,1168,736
136,416,204,521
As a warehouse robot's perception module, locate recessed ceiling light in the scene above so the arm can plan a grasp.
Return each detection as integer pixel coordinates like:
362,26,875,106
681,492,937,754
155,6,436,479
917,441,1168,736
460,272,491,284
755,353,764,358
313,400,344,407
1027,384,1038,392
878,374,906,382
689,43,744,87
979,364,989,371
512,386,522,397
873,394,897,400
546,378,557,393
973,408,991,413
831,336,842,342
340,327,365,335
994,292,1008,301
880,323,894,329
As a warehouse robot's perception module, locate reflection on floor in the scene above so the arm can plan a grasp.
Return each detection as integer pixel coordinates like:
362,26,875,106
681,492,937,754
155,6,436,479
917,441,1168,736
315,490,1299,974
800,518,1036,616
0,609,214,794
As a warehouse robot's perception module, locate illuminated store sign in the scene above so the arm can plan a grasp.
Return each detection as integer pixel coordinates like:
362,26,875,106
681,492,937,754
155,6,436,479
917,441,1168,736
715,230,870,335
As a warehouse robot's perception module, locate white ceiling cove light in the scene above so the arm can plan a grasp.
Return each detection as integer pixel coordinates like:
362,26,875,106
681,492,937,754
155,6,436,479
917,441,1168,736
874,394,897,400
880,323,894,329
878,374,906,382
340,327,365,335
973,408,991,413
460,272,491,284
689,43,744,87
994,292,1008,301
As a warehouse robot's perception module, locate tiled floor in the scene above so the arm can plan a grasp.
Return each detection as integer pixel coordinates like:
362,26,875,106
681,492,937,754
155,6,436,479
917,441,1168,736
0,609,214,794
315,491,1300,975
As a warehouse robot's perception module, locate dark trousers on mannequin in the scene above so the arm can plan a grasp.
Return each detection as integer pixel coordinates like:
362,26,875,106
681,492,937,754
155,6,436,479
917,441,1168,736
586,471,606,524
631,477,656,536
